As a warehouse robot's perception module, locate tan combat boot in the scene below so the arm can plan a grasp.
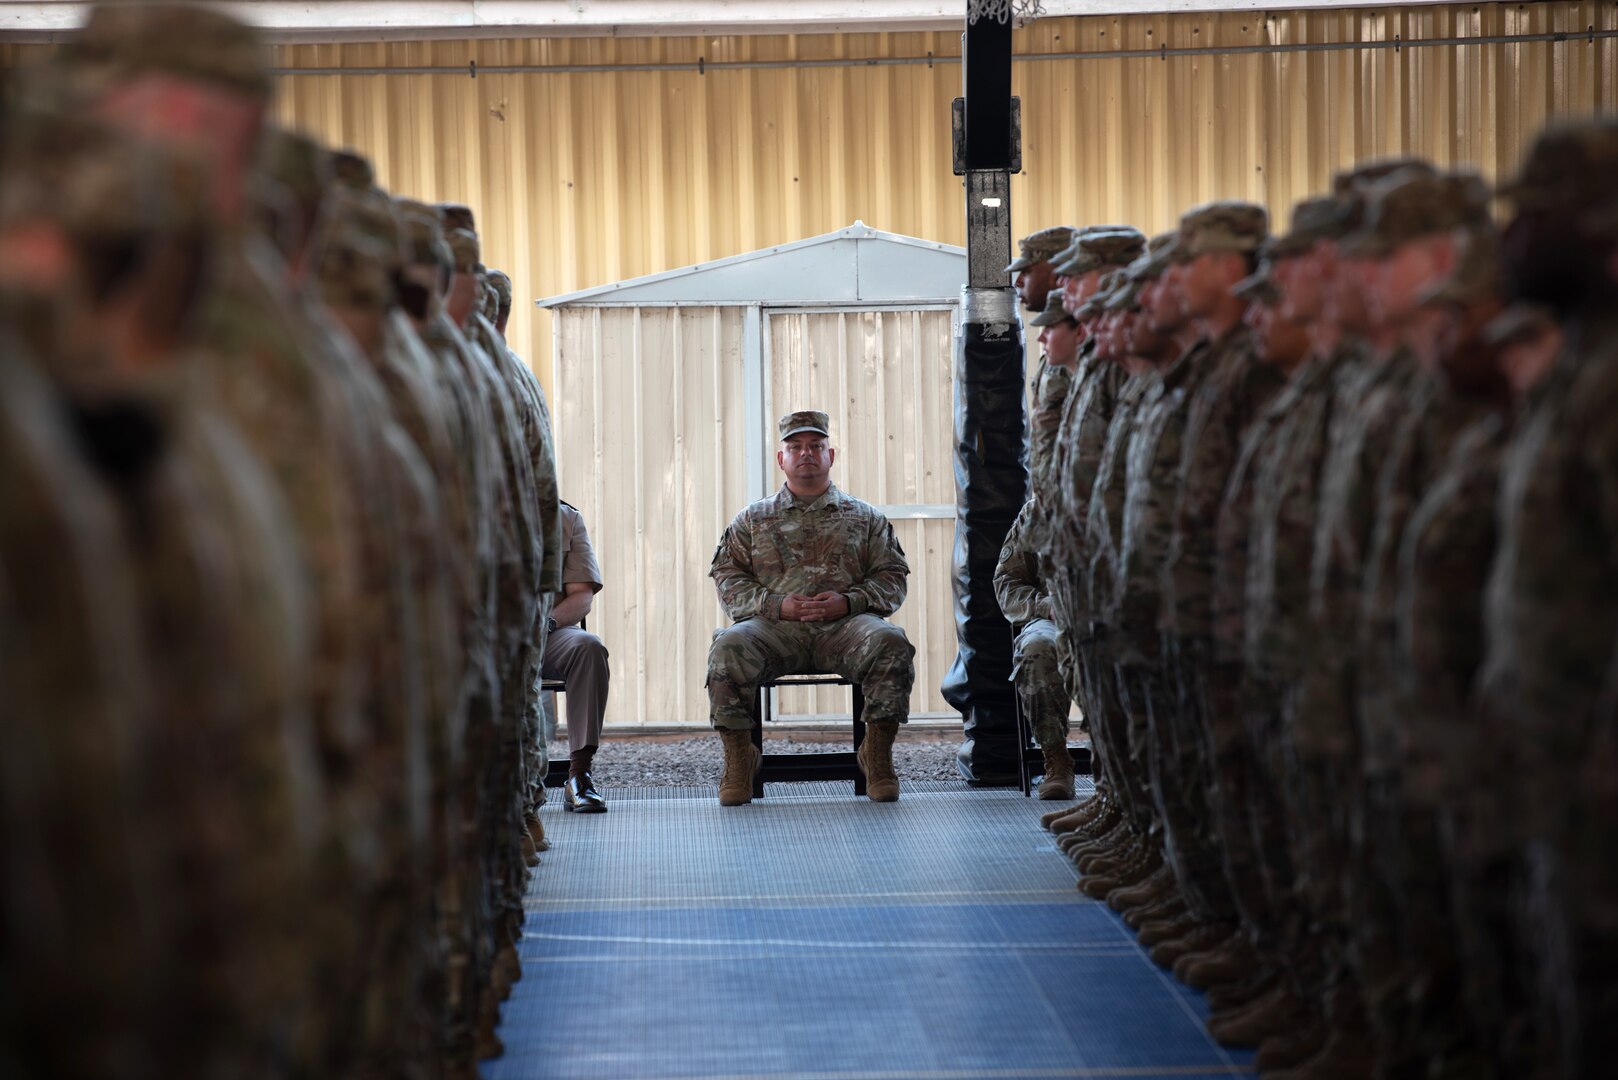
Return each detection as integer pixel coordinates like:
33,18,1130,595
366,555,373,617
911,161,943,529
718,728,761,806
858,720,901,802
1036,737,1076,800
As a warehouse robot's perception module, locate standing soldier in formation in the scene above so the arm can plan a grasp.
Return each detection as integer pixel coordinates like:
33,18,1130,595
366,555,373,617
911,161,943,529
0,3,562,1076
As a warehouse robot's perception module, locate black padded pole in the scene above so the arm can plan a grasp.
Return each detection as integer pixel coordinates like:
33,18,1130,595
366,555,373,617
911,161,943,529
941,5,1025,784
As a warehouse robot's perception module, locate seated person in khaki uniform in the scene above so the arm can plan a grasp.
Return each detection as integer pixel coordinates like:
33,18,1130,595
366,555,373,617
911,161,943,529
543,502,611,812
706,410,916,807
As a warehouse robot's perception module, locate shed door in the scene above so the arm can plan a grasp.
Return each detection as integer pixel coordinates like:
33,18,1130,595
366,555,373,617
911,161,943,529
763,307,959,722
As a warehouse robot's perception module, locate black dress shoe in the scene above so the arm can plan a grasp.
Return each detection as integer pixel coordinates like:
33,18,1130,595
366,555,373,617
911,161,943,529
563,774,607,813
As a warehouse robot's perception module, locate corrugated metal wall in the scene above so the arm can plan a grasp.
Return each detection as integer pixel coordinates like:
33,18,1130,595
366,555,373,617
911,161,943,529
229,2,1617,396
551,304,750,727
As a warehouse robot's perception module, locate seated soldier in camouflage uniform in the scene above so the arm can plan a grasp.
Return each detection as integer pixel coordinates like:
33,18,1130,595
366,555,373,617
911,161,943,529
707,410,916,806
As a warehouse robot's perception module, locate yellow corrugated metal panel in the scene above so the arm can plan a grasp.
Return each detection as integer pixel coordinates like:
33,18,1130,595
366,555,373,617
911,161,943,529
554,304,751,727
249,2,1616,400
6,3,1614,395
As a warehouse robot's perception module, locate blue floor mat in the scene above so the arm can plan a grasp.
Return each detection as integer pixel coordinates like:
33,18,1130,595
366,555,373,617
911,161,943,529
486,780,1254,1079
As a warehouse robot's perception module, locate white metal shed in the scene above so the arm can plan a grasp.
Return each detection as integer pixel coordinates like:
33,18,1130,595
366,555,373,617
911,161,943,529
538,221,968,729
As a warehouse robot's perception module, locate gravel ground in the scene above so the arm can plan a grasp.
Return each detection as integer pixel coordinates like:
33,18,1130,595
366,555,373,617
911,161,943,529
548,733,967,787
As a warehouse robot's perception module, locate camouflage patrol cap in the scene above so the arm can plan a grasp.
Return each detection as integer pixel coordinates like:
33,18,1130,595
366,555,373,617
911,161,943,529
256,129,333,217
1076,270,1125,319
1231,241,1281,304
445,228,480,275
439,203,477,234
486,269,514,315
779,410,830,440
1049,224,1134,276
332,150,376,192
0,112,207,241
1054,227,1148,277
395,199,453,270
1102,275,1144,313
1496,118,1618,216
1482,302,1558,346
1270,196,1356,257
1328,159,1440,240
319,221,396,310
1006,225,1077,272
1340,169,1492,257
1125,231,1179,283
1173,201,1268,263
1331,157,1438,197
1417,225,1502,307
1028,289,1076,327
67,1,272,100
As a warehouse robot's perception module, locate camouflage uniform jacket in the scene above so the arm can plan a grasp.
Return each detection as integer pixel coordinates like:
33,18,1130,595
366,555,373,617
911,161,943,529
1030,355,1075,500
1396,408,1508,808
711,483,909,621
1160,327,1284,641
1238,346,1356,680
995,497,1054,633
1480,313,1618,784
1357,369,1497,779
1291,345,1419,759
1047,341,1122,636
1085,369,1159,655
1118,352,1200,665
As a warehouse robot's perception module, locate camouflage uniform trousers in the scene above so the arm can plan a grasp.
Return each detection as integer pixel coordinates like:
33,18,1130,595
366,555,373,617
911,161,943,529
1012,617,1068,747
1132,640,1238,926
706,614,915,730
1079,627,1153,835
1179,639,1288,953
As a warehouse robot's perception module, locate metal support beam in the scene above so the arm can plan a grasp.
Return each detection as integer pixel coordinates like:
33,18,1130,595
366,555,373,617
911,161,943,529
942,3,1026,785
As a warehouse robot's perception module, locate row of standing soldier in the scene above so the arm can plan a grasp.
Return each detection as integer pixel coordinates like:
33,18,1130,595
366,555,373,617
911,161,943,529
0,3,561,1077
1000,120,1618,1079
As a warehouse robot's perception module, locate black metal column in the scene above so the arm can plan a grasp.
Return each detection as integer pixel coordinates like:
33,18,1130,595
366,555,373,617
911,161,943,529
941,6,1025,784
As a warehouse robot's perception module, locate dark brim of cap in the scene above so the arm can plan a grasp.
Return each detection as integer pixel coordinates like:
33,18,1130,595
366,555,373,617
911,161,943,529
1232,272,1279,304
1336,231,1396,258
1005,255,1038,272
1482,305,1556,345
1029,306,1076,327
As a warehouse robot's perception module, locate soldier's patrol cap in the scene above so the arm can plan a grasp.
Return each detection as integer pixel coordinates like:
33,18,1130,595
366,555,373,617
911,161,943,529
779,410,831,440
257,129,332,216
1483,302,1558,346
1327,159,1439,240
1232,241,1282,305
1054,227,1148,277
445,228,480,274
1125,231,1179,283
1270,196,1356,257
0,112,207,240
1006,225,1077,272
1417,225,1502,308
332,150,376,192
395,199,454,270
1076,269,1125,319
320,219,396,311
1173,201,1268,263
1340,169,1492,258
67,1,273,100
1050,224,1132,276
439,203,478,234
1103,275,1145,313
1331,157,1438,197
486,269,514,314
1029,289,1076,327
1496,119,1618,217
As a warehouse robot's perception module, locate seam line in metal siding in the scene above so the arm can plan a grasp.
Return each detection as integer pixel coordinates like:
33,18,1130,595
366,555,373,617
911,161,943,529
272,30,1618,76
